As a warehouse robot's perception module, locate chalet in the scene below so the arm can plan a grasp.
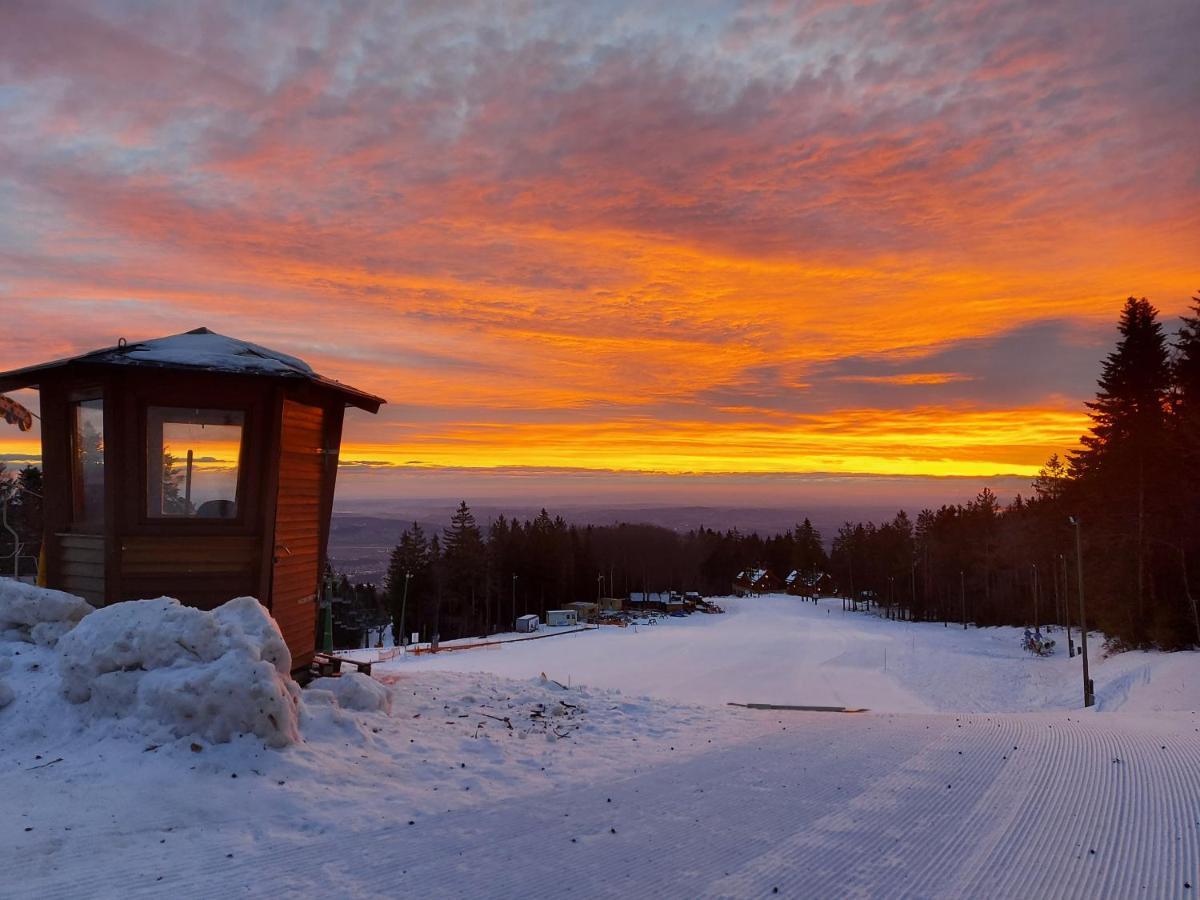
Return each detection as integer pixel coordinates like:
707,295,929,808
628,591,674,610
0,328,384,671
785,570,834,598
732,568,779,596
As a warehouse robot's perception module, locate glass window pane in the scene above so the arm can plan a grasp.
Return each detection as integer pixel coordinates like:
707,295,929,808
146,407,244,519
72,398,105,525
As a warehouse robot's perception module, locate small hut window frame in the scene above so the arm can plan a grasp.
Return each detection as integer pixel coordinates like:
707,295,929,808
144,406,248,522
68,392,106,531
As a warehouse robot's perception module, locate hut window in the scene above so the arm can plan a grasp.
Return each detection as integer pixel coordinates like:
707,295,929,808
146,407,245,519
70,398,105,525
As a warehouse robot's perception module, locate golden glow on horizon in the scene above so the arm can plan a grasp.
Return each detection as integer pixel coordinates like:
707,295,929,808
3,406,1085,480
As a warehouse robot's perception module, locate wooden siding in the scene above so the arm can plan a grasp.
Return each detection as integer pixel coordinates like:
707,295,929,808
56,533,105,605
270,399,325,667
117,535,260,609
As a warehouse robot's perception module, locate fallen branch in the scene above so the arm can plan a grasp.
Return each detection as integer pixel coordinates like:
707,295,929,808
727,702,868,713
478,712,514,729
28,757,64,770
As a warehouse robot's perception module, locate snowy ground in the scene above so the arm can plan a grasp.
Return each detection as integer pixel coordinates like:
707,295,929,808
383,595,1200,716
3,593,1199,898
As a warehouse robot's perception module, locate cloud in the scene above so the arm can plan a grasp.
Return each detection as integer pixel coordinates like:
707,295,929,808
0,0,1196,496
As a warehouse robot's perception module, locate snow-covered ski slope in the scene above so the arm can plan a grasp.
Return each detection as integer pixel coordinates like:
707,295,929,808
5,594,1199,898
390,594,1200,716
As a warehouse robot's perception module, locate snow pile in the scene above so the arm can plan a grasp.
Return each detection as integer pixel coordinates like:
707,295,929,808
309,671,392,713
0,579,94,647
0,654,12,708
57,596,301,748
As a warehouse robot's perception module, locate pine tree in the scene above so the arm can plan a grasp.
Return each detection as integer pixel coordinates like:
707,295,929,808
1073,297,1171,636
1032,453,1068,500
385,523,431,644
1169,294,1200,644
1172,293,1200,483
1173,293,1200,416
792,518,827,581
443,501,486,634
1075,297,1171,472
13,466,43,564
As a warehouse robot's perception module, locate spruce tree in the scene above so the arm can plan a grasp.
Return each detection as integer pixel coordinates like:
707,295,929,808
1076,297,1171,471
1170,294,1200,644
1172,293,1200,477
443,501,486,633
792,518,827,581
1174,293,1200,414
1074,297,1171,636
385,523,431,644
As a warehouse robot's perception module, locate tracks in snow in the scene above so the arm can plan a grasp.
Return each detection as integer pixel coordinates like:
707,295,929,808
17,712,1200,899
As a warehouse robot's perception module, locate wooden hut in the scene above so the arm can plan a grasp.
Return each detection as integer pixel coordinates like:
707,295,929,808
0,328,384,670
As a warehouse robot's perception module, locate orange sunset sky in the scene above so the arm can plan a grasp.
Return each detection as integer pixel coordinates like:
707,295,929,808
1,1,1197,508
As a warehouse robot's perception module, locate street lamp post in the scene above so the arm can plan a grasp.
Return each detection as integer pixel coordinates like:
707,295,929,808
960,570,966,630
511,573,518,628
1069,516,1094,707
1060,553,1075,657
399,571,412,646
597,573,604,605
910,559,918,623
1031,563,1039,632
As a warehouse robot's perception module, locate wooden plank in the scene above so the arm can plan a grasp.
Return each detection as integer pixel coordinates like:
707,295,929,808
282,404,323,420
119,580,258,608
122,543,258,557
61,574,105,593
271,397,326,668
121,539,257,552
122,549,259,565
60,560,104,579
61,548,106,566
120,537,258,563
57,534,105,551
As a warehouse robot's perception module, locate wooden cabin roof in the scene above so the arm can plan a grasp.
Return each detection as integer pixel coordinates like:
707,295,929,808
0,327,384,412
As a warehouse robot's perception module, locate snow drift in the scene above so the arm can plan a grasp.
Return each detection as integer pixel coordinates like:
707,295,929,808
57,595,301,748
0,578,94,647
309,671,392,713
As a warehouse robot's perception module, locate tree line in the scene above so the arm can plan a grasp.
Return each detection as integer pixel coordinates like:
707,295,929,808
385,294,1200,650
383,508,833,643
828,296,1200,649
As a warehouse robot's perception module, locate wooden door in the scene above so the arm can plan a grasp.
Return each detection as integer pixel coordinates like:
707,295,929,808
271,399,325,667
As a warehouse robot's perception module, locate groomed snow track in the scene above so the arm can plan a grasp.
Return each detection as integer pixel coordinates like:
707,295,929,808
20,711,1200,899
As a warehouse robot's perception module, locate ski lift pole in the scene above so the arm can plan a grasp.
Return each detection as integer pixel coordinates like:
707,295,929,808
1069,516,1094,708
321,572,334,654
960,570,966,629
2,495,20,577
1061,553,1074,657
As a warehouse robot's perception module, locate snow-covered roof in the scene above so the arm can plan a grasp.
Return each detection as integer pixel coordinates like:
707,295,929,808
0,327,383,412
737,568,769,583
108,329,315,376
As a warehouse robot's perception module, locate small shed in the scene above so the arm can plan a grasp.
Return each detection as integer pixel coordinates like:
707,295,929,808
566,600,598,619
546,609,577,627
515,613,540,633
0,328,384,671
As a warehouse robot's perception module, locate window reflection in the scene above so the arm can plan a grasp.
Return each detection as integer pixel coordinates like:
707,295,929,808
146,407,244,519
